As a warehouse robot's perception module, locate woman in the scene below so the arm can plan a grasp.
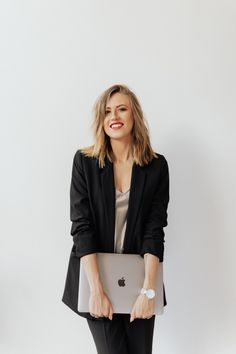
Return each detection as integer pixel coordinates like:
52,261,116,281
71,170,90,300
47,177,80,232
62,84,170,354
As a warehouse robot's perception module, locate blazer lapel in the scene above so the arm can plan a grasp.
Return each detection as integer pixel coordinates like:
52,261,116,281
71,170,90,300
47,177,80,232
100,156,147,253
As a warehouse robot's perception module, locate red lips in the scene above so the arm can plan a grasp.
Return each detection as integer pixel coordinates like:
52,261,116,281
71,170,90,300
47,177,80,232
110,122,124,128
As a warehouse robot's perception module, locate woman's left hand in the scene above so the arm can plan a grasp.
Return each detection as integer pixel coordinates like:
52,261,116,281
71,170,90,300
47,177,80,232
130,294,155,322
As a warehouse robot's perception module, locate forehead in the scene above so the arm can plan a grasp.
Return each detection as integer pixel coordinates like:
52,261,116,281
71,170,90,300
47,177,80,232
106,93,130,108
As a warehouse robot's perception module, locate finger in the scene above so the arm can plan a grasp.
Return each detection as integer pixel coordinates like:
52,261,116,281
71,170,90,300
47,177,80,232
130,312,135,322
130,304,136,322
146,314,153,319
108,306,113,321
91,313,98,318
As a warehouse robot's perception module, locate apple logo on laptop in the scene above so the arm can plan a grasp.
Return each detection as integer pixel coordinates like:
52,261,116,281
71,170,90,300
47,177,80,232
118,277,125,287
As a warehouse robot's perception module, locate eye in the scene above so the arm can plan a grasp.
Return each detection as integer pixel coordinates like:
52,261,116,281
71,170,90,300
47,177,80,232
105,107,126,115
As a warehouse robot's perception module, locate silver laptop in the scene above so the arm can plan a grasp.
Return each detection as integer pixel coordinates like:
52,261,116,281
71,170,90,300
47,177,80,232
78,252,164,315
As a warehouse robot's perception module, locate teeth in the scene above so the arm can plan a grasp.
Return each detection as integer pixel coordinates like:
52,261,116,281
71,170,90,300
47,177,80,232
111,123,123,128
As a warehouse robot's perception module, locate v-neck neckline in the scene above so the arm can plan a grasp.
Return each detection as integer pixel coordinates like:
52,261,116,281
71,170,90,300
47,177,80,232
116,188,130,195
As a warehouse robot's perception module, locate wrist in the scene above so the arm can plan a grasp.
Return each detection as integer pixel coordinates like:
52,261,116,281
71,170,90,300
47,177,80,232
90,279,104,295
140,287,156,299
143,281,156,289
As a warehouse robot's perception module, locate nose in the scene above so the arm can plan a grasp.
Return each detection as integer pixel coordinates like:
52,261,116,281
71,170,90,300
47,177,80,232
110,111,119,120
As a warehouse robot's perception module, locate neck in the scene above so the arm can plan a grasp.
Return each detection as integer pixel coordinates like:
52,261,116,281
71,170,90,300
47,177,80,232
110,137,133,163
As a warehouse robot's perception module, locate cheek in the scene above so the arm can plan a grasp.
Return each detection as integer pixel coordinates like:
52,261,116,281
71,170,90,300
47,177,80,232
127,115,134,127
103,120,110,132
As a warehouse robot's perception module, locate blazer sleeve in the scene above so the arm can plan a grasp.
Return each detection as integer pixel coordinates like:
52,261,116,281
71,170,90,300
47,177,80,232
70,150,98,259
140,155,170,262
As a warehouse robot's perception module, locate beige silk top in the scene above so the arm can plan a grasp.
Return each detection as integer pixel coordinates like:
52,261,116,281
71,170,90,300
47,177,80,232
114,188,130,253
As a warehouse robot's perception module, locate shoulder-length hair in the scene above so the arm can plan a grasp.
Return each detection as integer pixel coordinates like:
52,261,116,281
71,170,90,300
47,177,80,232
80,84,159,168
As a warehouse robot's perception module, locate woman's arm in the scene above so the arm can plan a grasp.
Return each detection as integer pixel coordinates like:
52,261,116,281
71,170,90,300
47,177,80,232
81,253,104,293
81,253,113,319
70,150,98,258
142,253,159,289
70,150,113,318
130,156,169,322
130,252,159,322
140,155,170,262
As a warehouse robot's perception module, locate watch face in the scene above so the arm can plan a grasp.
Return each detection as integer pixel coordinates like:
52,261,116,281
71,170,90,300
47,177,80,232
147,289,155,299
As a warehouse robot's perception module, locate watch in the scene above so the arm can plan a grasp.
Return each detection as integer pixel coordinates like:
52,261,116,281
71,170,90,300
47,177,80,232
140,288,156,299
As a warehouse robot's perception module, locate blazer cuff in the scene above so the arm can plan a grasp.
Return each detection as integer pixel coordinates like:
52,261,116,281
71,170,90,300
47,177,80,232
139,240,164,262
75,248,98,259
73,235,98,259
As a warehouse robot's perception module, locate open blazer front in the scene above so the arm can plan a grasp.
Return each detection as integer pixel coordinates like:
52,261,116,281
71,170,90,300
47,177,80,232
62,149,170,320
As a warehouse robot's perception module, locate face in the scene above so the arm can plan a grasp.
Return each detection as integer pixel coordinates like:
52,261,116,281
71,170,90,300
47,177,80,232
103,93,134,141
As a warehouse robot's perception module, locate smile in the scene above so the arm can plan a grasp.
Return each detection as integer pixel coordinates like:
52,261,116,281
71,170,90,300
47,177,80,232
110,123,124,130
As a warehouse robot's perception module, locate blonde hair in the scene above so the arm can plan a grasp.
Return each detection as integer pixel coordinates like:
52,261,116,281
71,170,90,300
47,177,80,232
80,84,159,168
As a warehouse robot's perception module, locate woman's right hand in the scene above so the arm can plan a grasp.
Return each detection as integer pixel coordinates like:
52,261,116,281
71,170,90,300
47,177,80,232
89,289,113,320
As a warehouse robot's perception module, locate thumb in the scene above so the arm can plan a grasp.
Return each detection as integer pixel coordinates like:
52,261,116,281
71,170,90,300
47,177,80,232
108,306,113,321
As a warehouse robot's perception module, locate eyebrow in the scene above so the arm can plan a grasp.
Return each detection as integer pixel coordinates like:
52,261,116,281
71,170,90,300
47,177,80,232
105,104,128,109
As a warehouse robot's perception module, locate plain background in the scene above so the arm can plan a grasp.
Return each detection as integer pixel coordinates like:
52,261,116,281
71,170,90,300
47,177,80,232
1,1,236,353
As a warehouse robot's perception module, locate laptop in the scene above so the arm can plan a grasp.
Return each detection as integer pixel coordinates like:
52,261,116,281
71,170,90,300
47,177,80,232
77,252,164,315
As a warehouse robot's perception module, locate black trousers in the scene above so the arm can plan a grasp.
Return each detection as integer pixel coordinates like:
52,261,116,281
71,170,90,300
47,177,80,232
86,313,156,354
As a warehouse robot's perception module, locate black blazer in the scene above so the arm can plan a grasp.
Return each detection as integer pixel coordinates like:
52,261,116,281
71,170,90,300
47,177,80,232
62,149,170,320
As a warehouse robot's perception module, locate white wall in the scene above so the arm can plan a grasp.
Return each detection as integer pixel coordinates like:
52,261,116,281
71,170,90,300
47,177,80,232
1,1,235,353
